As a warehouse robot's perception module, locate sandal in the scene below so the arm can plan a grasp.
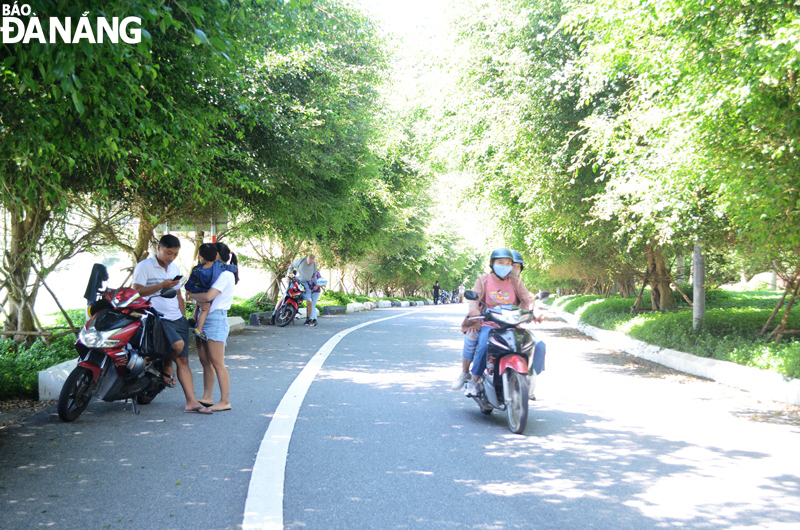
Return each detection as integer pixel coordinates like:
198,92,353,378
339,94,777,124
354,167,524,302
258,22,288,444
162,374,176,388
198,400,214,407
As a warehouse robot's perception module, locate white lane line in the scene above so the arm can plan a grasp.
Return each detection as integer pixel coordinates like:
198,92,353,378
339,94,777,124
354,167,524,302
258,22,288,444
242,311,414,529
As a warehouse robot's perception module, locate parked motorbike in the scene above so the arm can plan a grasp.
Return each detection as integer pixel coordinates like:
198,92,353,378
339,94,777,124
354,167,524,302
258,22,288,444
57,268,178,422
462,289,541,434
270,273,306,327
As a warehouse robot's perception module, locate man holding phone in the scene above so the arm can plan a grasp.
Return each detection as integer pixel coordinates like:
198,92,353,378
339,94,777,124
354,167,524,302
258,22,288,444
132,234,211,414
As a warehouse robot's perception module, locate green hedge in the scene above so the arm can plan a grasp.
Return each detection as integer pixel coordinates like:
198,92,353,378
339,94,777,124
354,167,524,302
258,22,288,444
0,335,79,400
556,291,800,379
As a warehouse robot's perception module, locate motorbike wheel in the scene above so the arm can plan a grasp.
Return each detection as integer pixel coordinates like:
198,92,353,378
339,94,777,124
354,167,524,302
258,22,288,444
275,305,297,327
57,366,95,422
504,370,529,434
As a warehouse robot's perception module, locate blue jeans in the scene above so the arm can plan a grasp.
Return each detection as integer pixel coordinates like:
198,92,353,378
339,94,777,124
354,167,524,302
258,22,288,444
299,282,320,319
462,331,478,361
532,338,546,375
470,326,493,377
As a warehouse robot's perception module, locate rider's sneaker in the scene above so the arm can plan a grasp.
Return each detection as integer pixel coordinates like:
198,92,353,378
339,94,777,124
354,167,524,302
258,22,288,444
464,379,481,397
303,319,311,326
309,319,317,327
451,371,470,391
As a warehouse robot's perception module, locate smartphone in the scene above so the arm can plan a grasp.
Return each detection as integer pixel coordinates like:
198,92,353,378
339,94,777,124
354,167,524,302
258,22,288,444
173,275,183,281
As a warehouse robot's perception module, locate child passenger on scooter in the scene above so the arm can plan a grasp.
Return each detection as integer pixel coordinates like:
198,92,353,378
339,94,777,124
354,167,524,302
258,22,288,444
450,248,538,397
185,243,238,340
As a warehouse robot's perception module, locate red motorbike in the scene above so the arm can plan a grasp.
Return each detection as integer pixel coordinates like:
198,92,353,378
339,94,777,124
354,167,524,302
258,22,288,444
270,273,306,327
57,267,177,422
462,290,543,434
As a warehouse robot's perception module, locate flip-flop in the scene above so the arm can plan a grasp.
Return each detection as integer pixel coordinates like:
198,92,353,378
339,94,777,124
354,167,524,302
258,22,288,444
209,404,232,412
184,406,212,414
163,374,176,388
198,400,214,407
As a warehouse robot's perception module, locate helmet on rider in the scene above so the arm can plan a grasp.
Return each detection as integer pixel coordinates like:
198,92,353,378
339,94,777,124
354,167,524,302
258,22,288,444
489,248,514,279
511,250,525,273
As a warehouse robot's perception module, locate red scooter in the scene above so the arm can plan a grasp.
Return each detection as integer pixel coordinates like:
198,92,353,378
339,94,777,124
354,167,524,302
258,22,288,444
463,290,540,434
270,273,306,327
57,267,177,422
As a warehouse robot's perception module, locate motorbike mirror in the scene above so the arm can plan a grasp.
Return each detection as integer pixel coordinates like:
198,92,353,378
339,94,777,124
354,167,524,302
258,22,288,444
160,288,177,299
536,290,550,301
464,290,479,301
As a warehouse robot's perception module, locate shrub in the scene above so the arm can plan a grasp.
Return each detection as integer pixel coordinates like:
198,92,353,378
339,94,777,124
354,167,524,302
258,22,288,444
563,295,604,313
0,335,78,400
321,290,352,306
580,297,638,329
557,289,800,379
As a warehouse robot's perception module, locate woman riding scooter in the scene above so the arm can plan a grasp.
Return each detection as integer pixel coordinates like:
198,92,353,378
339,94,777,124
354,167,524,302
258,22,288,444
452,248,538,397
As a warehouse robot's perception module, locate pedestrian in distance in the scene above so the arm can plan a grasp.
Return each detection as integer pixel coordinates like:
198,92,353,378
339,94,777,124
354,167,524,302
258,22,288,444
187,243,237,412
433,281,440,305
287,254,321,327
132,234,211,414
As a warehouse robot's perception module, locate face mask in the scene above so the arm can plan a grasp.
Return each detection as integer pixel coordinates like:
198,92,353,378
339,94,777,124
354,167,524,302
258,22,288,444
493,264,512,278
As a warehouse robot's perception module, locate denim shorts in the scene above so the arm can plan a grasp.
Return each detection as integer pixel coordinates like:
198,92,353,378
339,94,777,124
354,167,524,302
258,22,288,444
202,309,229,343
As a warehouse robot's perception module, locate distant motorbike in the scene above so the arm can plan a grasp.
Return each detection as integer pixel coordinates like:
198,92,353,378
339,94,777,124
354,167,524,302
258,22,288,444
462,289,546,434
58,267,177,422
270,273,306,327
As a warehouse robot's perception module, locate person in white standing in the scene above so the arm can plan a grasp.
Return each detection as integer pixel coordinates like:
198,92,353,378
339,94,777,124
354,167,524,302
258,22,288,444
187,245,237,412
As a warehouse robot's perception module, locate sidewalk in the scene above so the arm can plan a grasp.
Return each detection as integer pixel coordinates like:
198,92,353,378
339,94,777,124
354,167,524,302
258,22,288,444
550,305,800,407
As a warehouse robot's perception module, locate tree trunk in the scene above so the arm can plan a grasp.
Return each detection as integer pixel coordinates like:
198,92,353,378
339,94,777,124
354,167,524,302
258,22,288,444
675,251,685,283
647,244,674,311
693,242,706,332
3,203,51,341
192,230,205,263
771,279,800,344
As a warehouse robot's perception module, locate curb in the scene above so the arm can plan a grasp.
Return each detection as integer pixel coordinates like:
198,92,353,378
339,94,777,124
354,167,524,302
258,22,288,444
38,316,247,401
552,306,800,406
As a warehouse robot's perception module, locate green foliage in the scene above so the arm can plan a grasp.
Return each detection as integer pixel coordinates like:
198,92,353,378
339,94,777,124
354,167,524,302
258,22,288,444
0,337,78,400
563,295,604,314
320,290,353,306
561,291,800,378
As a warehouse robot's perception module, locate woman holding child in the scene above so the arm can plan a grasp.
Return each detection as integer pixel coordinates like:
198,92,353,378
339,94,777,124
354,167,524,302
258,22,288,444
187,242,239,412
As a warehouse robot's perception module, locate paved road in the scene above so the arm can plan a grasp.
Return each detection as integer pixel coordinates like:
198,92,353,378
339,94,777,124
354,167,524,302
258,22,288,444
2,304,800,529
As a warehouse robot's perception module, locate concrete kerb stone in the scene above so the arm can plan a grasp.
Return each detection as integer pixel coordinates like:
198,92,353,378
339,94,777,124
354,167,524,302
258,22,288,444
346,302,366,313
364,302,377,310
399,301,410,307
552,305,800,406
377,300,392,308
38,316,247,401
249,311,273,326
39,358,77,400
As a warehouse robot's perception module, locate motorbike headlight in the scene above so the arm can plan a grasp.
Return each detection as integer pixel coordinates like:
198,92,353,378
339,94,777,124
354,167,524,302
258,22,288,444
79,326,121,348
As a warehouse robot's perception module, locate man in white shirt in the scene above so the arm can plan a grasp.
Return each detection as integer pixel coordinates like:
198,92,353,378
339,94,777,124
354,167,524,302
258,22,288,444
133,235,211,414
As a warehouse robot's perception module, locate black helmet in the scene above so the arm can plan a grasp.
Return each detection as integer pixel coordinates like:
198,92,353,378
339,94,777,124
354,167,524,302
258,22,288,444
489,248,513,263
511,250,524,272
